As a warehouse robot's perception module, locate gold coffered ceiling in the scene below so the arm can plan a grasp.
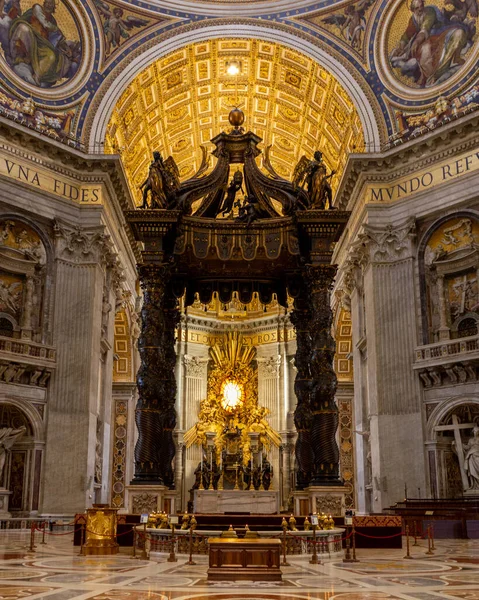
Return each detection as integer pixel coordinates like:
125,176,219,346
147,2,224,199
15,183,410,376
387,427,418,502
106,39,364,207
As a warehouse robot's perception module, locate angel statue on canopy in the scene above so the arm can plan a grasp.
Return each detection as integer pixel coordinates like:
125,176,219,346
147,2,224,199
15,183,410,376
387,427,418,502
140,150,180,209
292,150,336,209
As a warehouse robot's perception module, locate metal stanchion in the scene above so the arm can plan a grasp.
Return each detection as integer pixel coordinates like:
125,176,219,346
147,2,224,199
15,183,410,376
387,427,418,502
140,523,148,560
426,525,434,555
186,527,196,565
309,525,320,565
343,526,354,563
351,524,359,563
281,528,290,566
29,522,36,553
412,521,419,546
167,524,177,562
79,523,85,556
41,521,46,545
430,524,435,551
404,524,413,559
132,527,137,559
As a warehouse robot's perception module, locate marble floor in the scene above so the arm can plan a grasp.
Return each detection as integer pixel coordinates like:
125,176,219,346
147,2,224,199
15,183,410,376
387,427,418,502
0,531,478,600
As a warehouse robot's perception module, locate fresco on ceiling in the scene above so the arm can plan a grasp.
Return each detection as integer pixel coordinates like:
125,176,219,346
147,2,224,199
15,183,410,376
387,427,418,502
388,0,478,88
0,0,82,87
321,0,375,51
93,0,150,58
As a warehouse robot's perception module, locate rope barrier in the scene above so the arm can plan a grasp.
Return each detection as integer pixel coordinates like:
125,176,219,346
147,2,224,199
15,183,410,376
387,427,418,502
354,530,404,539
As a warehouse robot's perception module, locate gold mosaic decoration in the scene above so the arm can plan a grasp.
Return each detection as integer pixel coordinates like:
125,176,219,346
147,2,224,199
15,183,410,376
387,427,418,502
113,309,132,382
334,308,353,382
105,39,364,207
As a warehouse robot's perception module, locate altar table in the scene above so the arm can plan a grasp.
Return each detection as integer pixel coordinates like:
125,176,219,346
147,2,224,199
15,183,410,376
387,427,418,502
207,537,282,581
194,489,279,514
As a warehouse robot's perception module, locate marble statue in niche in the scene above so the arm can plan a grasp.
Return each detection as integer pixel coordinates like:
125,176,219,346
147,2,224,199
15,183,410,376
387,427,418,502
424,217,479,341
0,0,82,87
462,425,479,489
0,426,26,486
389,0,478,88
0,275,22,317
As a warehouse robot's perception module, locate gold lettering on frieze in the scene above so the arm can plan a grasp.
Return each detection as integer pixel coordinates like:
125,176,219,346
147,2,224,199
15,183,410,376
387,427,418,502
0,151,102,204
368,149,479,203
185,328,296,346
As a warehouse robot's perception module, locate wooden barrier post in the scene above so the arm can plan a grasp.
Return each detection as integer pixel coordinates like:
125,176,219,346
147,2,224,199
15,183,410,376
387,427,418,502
403,524,413,559
309,525,319,565
167,523,177,562
186,527,196,565
281,528,290,566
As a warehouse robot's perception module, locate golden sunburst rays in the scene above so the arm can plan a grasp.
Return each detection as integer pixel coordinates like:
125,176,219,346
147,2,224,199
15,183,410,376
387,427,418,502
183,332,281,462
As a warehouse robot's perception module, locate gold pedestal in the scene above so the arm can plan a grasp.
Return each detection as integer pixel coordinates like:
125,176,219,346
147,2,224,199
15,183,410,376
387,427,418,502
83,504,119,555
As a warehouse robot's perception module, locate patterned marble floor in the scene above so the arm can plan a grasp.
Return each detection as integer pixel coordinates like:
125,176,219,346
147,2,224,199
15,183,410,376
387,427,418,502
0,531,478,600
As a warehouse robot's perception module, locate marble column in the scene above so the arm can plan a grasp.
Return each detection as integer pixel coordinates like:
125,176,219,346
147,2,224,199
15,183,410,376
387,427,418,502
436,275,450,340
355,218,426,510
42,223,119,514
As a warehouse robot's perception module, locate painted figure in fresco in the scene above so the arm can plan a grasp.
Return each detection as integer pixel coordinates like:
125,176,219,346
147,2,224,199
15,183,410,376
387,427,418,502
463,425,479,489
322,0,375,49
140,151,180,209
94,0,148,55
0,0,82,87
0,426,26,485
390,0,477,87
0,280,22,315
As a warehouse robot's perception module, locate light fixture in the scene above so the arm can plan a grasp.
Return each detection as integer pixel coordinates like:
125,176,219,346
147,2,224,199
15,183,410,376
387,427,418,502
226,61,240,76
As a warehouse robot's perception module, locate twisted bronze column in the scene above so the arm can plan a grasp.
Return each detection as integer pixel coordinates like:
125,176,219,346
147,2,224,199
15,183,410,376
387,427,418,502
132,263,179,485
291,290,314,490
307,265,341,485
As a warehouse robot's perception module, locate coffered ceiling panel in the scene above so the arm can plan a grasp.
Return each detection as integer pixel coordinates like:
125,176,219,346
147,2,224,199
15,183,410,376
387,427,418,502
106,39,364,207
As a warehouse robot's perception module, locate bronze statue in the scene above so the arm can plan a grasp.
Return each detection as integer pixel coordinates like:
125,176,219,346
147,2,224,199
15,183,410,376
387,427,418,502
219,170,245,217
293,151,336,209
235,196,259,226
140,151,180,209
261,459,273,491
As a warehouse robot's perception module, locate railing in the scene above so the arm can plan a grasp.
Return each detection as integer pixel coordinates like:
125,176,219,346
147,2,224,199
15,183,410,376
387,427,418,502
414,334,479,364
0,337,56,362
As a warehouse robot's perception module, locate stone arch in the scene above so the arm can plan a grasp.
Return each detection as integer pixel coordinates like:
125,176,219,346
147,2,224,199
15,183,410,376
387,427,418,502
87,24,384,152
426,396,479,442
0,398,45,513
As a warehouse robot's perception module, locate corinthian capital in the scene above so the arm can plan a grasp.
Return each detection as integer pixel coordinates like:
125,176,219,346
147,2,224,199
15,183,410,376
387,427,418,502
360,218,416,264
53,220,117,266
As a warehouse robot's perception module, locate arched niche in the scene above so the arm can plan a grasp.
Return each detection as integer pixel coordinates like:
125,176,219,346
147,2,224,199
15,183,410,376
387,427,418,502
0,399,45,514
0,217,53,344
417,212,479,344
426,398,479,499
